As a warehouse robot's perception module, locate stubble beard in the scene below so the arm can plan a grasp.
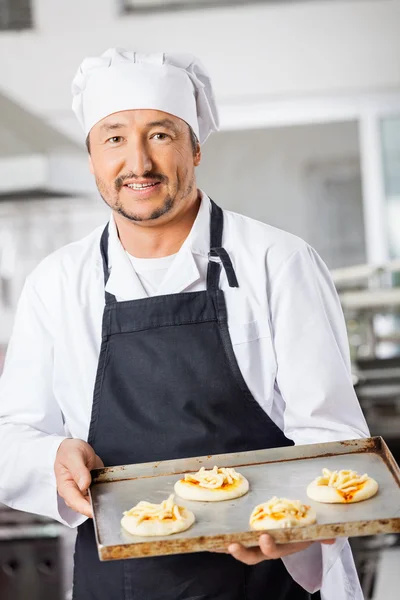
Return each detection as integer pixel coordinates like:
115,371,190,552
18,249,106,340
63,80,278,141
95,171,195,223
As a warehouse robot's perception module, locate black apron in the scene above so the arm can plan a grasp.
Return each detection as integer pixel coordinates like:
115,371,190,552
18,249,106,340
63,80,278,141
73,200,320,600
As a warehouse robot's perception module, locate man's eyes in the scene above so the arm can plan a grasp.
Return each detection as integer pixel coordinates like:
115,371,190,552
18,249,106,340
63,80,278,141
152,133,170,141
105,133,171,144
107,136,123,144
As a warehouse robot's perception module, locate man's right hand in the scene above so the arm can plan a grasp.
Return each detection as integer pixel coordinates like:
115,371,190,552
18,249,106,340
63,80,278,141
54,438,104,518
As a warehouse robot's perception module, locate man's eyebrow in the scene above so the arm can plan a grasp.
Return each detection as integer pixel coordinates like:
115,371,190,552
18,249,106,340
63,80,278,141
147,119,179,133
99,122,127,132
98,118,180,134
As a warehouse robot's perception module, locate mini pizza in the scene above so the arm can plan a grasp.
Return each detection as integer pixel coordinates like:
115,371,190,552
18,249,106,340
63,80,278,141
121,494,195,537
249,497,317,530
174,466,249,502
306,468,379,504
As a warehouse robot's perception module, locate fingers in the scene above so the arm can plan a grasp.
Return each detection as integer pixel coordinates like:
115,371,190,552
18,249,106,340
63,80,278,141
228,543,265,565
229,534,315,564
224,535,336,564
65,452,92,492
56,439,102,492
58,478,93,518
55,439,101,518
76,453,103,493
259,534,312,558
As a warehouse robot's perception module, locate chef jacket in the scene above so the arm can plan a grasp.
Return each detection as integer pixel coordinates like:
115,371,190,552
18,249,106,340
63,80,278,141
0,192,368,599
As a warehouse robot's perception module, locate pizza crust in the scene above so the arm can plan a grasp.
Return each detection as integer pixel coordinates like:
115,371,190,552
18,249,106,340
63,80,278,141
174,466,249,502
121,495,195,537
306,469,379,504
250,497,317,530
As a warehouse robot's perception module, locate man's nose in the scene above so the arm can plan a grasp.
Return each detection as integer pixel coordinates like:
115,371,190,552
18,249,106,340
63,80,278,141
126,139,153,176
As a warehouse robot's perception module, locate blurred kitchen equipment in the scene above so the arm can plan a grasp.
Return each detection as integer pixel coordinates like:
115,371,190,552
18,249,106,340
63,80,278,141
332,259,400,599
0,504,64,600
332,258,400,361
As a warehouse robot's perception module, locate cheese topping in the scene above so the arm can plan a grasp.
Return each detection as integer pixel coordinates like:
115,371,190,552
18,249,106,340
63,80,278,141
123,495,184,525
184,466,241,489
250,497,311,527
315,469,369,493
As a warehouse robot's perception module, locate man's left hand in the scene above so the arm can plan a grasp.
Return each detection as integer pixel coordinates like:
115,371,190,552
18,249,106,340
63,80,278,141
228,534,335,565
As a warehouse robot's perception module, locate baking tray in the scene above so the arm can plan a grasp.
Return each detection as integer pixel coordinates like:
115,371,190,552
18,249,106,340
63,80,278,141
89,436,400,560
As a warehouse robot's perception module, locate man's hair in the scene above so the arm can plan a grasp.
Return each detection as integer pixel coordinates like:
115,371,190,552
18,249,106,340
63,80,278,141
85,125,199,155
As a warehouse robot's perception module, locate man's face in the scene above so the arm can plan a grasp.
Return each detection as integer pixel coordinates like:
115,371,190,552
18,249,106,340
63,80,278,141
88,109,201,225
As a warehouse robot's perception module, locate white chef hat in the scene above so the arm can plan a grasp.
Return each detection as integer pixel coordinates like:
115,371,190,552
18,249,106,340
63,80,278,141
71,48,219,144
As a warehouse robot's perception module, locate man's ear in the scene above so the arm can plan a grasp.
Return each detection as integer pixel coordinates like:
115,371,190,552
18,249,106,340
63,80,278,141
88,153,94,175
194,143,201,167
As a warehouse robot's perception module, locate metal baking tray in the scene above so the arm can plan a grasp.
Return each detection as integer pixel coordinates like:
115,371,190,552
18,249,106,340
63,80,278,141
89,436,400,560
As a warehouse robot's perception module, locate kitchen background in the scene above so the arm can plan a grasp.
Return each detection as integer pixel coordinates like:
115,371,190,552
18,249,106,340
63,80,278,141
0,0,400,599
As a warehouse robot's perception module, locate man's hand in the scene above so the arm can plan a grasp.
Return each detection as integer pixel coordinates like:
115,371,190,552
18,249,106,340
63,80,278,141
228,534,335,564
54,438,104,518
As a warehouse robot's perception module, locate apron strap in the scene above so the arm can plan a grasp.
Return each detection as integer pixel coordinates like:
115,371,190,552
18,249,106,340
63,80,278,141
100,224,117,304
209,247,239,288
209,199,223,248
207,200,239,290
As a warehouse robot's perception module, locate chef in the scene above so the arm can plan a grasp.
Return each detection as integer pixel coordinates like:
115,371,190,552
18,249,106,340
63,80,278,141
0,49,368,600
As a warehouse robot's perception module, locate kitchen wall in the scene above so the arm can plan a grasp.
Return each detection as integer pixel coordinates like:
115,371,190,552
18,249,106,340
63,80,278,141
197,119,364,268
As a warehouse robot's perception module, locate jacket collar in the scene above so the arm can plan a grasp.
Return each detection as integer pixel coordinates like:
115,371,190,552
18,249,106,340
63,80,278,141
105,190,211,300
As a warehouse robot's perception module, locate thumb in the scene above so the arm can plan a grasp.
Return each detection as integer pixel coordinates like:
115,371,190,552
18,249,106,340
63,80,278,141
79,453,104,490
66,451,92,492
94,454,104,469
77,474,90,492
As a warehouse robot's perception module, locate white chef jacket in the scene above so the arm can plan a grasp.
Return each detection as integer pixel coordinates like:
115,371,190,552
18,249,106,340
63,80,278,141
0,192,368,599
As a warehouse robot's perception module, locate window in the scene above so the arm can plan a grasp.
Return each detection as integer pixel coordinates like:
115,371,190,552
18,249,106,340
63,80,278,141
0,0,32,31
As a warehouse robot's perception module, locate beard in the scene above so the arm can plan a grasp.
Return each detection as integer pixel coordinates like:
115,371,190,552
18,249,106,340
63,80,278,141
108,193,175,222
95,169,194,223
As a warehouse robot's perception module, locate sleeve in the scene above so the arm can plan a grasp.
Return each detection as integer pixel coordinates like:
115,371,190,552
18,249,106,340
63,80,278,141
270,244,369,444
268,244,370,593
0,276,85,528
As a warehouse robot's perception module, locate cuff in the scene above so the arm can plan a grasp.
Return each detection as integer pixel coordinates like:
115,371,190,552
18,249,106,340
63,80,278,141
282,538,347,594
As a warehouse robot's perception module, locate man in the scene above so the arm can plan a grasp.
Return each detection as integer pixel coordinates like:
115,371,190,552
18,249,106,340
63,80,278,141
0,49,368,599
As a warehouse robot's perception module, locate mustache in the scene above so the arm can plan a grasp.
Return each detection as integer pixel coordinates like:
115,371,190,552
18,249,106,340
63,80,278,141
115,171,166,191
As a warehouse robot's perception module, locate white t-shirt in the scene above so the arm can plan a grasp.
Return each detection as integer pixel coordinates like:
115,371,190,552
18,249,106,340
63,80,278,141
126,252,178,296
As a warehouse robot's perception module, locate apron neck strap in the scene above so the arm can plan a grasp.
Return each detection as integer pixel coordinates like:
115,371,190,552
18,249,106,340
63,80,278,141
207,200,239,291
209,199,223,248
100,224,116,304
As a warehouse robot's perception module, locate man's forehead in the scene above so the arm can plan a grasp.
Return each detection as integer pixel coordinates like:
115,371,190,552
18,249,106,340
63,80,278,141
94,109,185,133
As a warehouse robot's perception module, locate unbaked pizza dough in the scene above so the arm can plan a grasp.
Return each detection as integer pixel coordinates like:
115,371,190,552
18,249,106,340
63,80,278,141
121,494,195,536
306,468,378,504
249,496,317,530
174,466,249,502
